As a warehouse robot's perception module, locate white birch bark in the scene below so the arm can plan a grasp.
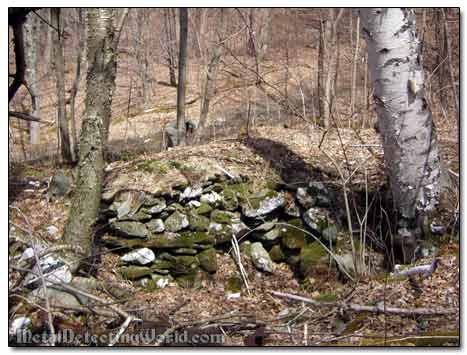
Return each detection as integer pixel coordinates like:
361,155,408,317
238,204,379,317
359,9,441,225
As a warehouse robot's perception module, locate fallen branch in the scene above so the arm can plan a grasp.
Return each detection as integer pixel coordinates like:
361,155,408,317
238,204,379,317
393,258,439,278
270,291,457,316
9,110,52,124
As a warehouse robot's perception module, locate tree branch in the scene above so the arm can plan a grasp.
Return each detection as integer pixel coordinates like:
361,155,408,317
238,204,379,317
270,290,457,316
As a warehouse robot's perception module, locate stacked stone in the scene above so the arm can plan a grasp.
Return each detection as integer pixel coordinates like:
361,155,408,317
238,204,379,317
100,167,344,290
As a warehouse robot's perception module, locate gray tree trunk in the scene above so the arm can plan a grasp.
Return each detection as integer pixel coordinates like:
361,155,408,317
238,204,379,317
23,13,40,145
63,9,119,271
359,8,442,261
51,8,73,163
195,9,226,142
69,8,84,160
176,8,188,146
163,8,177,86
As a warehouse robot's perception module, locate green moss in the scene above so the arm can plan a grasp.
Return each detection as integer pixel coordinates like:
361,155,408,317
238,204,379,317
188,212,210,231
118,266,153,280
194,202,213,215
220,187,239,211
269,244,286,262
210,210,238,224
299,241,329,275
197,248,217,273
135,160,170,174
168,160,183,169
225,275,243,293
280,219,306,250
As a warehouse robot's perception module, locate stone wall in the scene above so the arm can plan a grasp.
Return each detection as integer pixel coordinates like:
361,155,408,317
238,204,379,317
99,159,352,291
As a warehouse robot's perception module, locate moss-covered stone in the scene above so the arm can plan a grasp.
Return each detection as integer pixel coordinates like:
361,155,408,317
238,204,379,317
210,210,239,224
110,220,148,238
269,244,286,262
280,219,306,249
173,248,198,255
173,255,200,274
250,242,275,273
146,231,215,249
165,211,189,232
220,187,239,211
303,207,329,234
197,248,217,273
242,189,285,219
146,219,165,233
150,259,174,270
188,212,210,231
194,202,213,215
299,241,329,275
143,197,167,214
258,227,281,241
109,190,146,220
118,265,153,280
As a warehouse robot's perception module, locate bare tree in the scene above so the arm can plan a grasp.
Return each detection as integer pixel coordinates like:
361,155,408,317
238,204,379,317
69,8,84,159
176,8,188,146
51,8,73,163
318,8,344,128
359,8,442,262
349,14,360,117
195,9,226,141
23,12,40,145
163,8,178,86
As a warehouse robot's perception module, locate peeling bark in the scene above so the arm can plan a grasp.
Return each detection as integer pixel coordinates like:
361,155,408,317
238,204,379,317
359,9,442,253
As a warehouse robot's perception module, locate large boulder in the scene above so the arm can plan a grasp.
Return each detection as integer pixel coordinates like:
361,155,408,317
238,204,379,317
48,170,71,199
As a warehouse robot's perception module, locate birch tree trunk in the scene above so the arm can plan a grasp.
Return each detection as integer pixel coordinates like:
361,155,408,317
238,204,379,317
359,8,442,261
23,13,40,146
176,8,188,146
63,9,120,271
52,8,73,163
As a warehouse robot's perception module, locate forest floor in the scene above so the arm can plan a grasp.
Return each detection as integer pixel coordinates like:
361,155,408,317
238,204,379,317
9,123,460,346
